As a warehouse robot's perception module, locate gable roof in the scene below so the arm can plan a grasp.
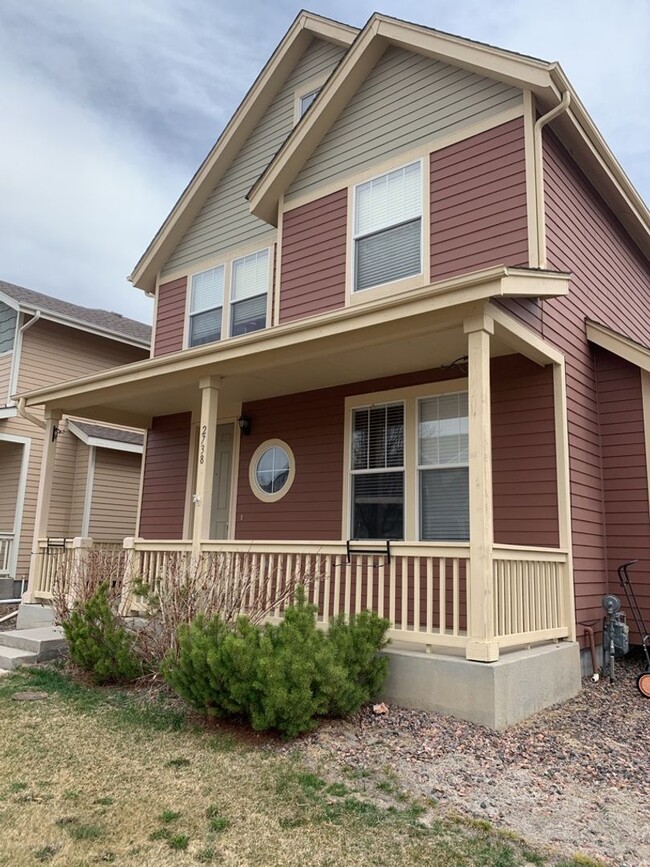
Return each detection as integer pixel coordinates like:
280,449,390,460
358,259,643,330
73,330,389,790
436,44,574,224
69,420,144,452
129,11,358,295
248,12,650,260
0,281,151,348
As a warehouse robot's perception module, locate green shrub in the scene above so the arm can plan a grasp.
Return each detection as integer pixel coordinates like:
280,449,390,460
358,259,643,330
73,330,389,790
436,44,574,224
162,589,390,737
62,583,142,684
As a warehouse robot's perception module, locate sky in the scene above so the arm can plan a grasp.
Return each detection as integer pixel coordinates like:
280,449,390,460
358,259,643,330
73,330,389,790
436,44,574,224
0,0,648,326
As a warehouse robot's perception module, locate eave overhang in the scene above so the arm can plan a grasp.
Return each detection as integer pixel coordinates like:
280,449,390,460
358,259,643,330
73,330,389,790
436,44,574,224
19,266,569,426
128,12,358,296
586,320,650,372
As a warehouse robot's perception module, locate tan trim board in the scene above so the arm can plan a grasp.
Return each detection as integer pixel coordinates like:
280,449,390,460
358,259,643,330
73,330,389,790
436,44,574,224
522,90,540,268
81,445,96,537
586,320,650,373
642,371,650,524
489,303,565,366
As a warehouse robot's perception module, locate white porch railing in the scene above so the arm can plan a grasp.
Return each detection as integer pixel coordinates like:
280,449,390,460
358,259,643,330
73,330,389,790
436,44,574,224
29,536,571,657
0,533,13,577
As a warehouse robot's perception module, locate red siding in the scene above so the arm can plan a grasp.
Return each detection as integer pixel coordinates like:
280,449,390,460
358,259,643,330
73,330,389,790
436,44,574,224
279,189,347,323
139,413,191,539
235,358,557,544
596,350,650,640
154,277,187,356
499,129,650,631
492,356,558,547
430,118,529,282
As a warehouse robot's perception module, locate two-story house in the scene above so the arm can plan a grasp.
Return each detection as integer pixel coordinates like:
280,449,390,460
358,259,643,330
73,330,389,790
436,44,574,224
16,12,650,725
0,281,149,604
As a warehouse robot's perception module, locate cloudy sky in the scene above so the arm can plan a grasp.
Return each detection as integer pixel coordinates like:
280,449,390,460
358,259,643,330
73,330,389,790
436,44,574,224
1,0,648,325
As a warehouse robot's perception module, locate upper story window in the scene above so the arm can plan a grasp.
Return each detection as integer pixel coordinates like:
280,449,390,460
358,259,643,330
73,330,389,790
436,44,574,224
230,249,270,337
353,161,422,293
189,266,224,347
298,88,320,118
187,247,271,348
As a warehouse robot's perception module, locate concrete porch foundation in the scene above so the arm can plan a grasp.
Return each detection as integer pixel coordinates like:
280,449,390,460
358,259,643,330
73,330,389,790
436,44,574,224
380,641,581,730
16,603,56,630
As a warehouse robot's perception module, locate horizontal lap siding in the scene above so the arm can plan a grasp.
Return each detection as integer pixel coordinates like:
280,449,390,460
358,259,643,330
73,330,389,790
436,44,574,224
154,277,187,356
287,46,522,202
491,356,558,547
279,190,347,323
0,353,12,403
139,413,191,539
498,130,650,631
430,118,528,281
89,450,141,541
162,39,346,277
596,350,650,640
0,441,22,534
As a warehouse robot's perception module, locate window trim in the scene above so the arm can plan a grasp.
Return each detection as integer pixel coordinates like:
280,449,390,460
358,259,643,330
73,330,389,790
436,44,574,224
293,75,328,125
183,243,274,349
249,438,296,503
187,263,225,349
344,150,431,307
342,379,468,541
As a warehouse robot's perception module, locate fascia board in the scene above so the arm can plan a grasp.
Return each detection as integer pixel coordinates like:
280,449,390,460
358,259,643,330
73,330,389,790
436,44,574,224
20,265,569,411
68,421,143,453
16,306,149,349
129,13,357,295
586,320,650,373
0,292,20,312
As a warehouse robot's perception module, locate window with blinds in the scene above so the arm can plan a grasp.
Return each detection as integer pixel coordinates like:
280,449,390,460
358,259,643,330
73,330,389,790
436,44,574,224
353,161,422,292
418,393,469,541
189,266,224,347
0,302,17,354
230,249,269,337
351,403,404,539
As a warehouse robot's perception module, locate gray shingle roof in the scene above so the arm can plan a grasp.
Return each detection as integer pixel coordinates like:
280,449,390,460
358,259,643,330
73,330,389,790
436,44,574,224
72,421,144,447
0,281,151,345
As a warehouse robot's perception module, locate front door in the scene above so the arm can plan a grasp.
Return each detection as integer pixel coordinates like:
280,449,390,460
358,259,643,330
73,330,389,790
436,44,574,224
210,423,234,539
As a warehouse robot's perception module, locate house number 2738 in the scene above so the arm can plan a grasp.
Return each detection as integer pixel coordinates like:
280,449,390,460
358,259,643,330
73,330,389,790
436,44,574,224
200,425,207,464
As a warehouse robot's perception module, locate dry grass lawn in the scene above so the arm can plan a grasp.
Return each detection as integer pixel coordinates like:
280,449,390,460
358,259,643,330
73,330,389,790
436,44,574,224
0,666,601,867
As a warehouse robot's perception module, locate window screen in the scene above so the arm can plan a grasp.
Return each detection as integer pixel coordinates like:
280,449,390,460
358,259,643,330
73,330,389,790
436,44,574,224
354,162,422,292
351,403,404,540
189,266,224,347
230,249,268,337
418,393,469,540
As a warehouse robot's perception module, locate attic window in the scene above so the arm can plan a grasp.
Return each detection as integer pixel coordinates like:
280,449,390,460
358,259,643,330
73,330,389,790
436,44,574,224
299,88,320,118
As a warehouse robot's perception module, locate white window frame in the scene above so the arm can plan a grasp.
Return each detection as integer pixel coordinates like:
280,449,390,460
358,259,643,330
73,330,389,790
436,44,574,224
343,379,468,542
183,244,274,349
249,439,296,503
229,247,273,339
186,263,225,349
351,159,424,297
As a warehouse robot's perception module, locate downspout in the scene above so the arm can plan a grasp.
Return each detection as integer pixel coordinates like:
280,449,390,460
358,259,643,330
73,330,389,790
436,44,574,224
8,311,41,407
534,91,571,268
17,397,46,430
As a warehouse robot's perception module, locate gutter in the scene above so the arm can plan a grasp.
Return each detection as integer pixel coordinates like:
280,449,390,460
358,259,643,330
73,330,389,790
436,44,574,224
534,90,570,268
7,311,40,407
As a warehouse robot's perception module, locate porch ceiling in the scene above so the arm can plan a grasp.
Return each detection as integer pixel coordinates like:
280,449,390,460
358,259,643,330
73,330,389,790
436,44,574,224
19,267,567,428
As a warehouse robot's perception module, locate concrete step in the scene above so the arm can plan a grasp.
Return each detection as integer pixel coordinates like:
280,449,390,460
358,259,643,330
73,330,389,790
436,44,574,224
0,646,39,671
0,627,66,661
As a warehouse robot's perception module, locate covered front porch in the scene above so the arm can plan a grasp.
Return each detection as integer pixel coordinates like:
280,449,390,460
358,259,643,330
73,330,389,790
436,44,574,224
20,272,576,673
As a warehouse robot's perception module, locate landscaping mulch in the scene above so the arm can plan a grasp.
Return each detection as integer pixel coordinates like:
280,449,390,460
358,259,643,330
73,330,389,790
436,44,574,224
289,655,650,867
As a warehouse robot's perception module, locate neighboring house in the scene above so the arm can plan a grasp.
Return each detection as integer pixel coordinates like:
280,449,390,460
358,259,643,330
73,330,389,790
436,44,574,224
0,281,150,598
17,12,650,727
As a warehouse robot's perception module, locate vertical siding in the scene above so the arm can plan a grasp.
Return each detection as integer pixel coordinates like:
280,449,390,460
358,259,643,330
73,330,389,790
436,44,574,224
596,350,650,640
430,118,529,281
287,46,522,202
139,413,191,539
162,38,346,277
491,356,558,547
153,277,187,357
0,440,22,534
89,449,141,541
279,189,347,323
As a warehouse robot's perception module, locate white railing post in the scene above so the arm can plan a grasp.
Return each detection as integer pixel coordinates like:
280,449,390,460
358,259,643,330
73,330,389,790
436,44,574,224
69,537,93,607
119,537,141,616
24,408,62,603
464,313,499,662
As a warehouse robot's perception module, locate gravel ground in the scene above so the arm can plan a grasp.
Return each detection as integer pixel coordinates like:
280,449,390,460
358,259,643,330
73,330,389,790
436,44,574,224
290,655,650,866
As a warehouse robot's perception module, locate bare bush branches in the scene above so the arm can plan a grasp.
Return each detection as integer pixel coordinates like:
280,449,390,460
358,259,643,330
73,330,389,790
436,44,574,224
51,545,126,624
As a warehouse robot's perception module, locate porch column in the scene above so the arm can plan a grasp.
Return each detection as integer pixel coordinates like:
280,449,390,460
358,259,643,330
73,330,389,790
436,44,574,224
25,408,62,603
553,359,576,640
191,376,221,553
463,315,499,662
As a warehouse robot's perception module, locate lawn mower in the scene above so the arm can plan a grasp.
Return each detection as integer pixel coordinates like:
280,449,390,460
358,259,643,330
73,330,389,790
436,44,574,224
602,561,650,696
616,561,650,697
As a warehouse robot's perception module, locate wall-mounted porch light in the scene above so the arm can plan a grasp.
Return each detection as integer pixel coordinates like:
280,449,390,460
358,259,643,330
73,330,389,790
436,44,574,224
238,413,252,436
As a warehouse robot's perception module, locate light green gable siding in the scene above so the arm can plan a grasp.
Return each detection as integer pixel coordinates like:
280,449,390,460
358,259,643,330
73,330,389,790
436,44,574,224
162,38,346,277
286,46,523,202
0,302,17,354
